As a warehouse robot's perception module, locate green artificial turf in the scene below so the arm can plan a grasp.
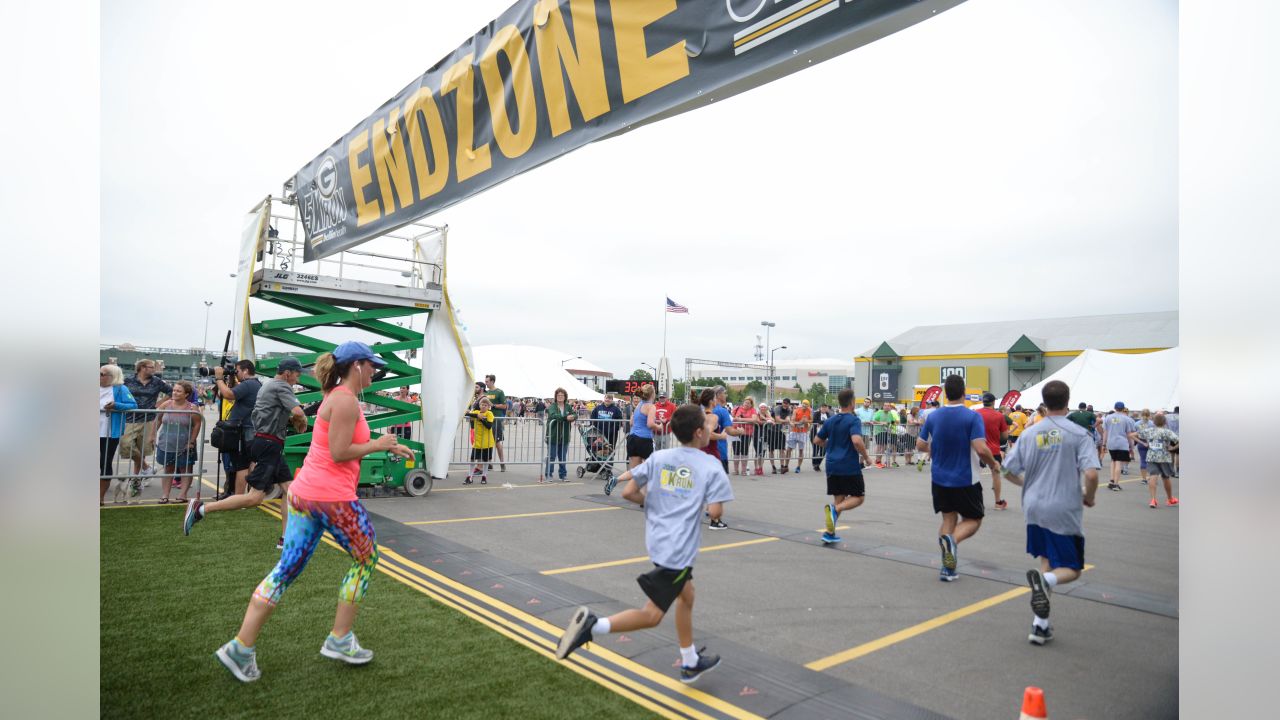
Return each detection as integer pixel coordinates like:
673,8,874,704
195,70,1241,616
100,506,656,719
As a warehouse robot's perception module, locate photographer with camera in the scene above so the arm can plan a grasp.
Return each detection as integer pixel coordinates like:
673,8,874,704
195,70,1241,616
213,360,261,496
187,358,307,548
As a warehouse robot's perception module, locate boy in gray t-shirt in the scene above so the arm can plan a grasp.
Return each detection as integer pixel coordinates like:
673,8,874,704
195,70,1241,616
556,404,734,683
1002,380,1101,646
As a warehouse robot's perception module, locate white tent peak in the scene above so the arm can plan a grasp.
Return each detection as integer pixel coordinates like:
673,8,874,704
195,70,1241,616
1015,348,1179,412
471,345,606,401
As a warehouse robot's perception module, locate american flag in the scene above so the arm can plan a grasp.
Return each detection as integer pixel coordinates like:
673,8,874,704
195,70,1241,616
665,297,689,314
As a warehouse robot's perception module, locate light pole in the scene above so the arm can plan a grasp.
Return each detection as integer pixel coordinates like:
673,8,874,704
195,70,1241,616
202,301,213,362
769,345,788,404
640,362,657,384
560,355,582,368
760,321,775,363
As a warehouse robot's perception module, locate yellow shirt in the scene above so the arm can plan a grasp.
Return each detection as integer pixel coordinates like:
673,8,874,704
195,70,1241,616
470,410,495,449
1008,411,1028,436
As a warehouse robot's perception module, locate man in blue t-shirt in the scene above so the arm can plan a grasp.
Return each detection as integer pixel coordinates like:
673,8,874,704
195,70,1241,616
917,375,998,581
814,389,873,544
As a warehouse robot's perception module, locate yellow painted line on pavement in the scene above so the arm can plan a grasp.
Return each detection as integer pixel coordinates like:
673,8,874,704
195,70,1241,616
407,507,620,525
541,537,779,575
433,481,585,492
806,564,1094,671
253,501,761,720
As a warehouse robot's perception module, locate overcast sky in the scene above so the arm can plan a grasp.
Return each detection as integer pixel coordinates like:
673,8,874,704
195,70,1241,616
101,0,1177,377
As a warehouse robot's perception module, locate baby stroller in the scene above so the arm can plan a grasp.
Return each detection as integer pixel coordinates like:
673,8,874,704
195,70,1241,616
575,423,618,491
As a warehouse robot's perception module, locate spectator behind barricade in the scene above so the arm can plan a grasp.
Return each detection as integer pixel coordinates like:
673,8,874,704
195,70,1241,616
711,386,739,478
214,360,262,496
872,403,898,468
151,380,202,504
590,393,625,448
392,386,414,441
542,388,577,483
470,381,486,410
483,374,508,472
652,392,678,451
121,358,173,481
810,403,833,472
731,396,759,476
773,399,793,474
786,400,813,473
100,364,138,504
755,402,779,474
906,406,923,469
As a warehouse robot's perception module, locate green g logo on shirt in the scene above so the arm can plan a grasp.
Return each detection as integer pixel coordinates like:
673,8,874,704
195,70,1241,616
660,466,694,491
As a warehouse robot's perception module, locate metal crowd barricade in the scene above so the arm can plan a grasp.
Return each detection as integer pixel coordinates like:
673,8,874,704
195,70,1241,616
101,407,209,501
448,412,636,479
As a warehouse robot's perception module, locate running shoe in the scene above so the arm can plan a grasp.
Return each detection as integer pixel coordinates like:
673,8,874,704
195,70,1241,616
538,476,545,484
1028,623,1054,646
183,499,203,536
891,462,900,468
320,632,374,665
480,476,487,485
215,640,261,682
1141,478,1148,485
820,532,842,545
680,650,721,683
1149,499,1158,509
754,467,763,476
500,464,506,472
556,606,596,660
916,459,925,472
939,568,959,582
794,466,802,473
1166,497,1179,506
1027,569,1052,619
463,478,474,485
709,518,728,530
770,467,777,474
939,534,957,571
824,504,837,536
995,499,1008,510
603,474,618,496
780,467,789,475
1108,482,1122,491
1121,467,1128,475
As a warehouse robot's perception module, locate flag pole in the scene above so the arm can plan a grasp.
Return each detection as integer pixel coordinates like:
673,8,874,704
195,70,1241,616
662,294,668,363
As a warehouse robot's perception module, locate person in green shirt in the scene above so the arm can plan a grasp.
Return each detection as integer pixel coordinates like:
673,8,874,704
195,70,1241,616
542,388,577,482
483,374,508,471
872,405,899,468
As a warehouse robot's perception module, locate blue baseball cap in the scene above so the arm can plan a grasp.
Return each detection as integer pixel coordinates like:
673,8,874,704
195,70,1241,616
1114,401,1126,410
332,341,387,367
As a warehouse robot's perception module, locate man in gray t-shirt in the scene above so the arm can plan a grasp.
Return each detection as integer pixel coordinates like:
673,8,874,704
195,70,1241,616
186,358,307,545
1101,404,1139,491
1001,380,1101,646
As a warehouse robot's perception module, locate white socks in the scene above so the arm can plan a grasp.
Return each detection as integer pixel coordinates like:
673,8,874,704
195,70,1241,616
1033,615,1049,629
680,644,699,668
592,617,611,635
1044,572,1059,588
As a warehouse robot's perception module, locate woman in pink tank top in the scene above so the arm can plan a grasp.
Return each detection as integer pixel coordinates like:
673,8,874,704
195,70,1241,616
213,341,411,683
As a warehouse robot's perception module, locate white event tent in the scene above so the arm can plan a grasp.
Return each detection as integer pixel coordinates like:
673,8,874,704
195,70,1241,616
471,345,606,401
1016,348,1179,412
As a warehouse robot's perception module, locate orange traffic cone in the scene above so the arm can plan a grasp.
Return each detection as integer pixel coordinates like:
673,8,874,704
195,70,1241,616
1019,686,1047,719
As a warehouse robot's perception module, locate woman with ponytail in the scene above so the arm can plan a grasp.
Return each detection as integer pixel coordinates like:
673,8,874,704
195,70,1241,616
213,341,411,683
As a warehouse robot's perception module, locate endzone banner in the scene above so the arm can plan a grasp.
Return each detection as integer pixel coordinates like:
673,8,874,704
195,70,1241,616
293,0,967,260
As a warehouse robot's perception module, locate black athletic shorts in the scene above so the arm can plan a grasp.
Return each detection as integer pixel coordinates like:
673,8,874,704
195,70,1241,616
637,564,693,613
471,447,493,462
626,434,654,460
827,473,865,497
246,437,292,492
979,452,1003,469
931,482,985,519
1109,449,1132,462
493,418,504,442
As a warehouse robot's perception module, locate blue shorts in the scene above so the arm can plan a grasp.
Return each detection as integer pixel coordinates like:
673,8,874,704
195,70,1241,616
1026,524,1085,570
156,447,196,469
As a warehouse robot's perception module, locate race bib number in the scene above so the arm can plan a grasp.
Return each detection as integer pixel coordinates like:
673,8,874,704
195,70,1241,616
1150,440,1165,451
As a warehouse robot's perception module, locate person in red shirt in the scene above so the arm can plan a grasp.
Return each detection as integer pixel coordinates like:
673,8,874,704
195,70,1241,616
652,392,679,451
976,392,1010,509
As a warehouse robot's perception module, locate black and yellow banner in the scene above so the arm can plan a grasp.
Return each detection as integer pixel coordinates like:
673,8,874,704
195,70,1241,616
293,0,966,259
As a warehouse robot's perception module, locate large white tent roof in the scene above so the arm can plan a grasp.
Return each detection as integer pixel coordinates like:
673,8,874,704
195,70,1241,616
861,311,1178,357
471,345,605,401
1016,348,1179,412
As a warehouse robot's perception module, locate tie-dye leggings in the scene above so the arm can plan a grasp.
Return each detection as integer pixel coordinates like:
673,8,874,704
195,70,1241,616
253,495,379,607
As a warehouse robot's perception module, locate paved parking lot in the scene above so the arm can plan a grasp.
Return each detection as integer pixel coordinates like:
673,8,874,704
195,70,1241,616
359,460,1179,720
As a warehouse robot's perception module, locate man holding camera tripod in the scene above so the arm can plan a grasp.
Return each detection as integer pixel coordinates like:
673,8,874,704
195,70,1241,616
210,360,261,498
187,358,306,548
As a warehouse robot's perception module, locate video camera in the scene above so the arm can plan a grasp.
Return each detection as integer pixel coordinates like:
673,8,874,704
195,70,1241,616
199,330,238,379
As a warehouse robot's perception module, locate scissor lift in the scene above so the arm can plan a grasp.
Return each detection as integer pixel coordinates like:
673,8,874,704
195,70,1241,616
246,198,446,496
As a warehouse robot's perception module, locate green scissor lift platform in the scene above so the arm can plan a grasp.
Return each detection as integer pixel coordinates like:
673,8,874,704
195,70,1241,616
248,232,445,497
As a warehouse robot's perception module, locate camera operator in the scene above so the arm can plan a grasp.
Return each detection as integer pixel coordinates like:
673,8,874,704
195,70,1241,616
215,360,261,495
186,358,307,549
